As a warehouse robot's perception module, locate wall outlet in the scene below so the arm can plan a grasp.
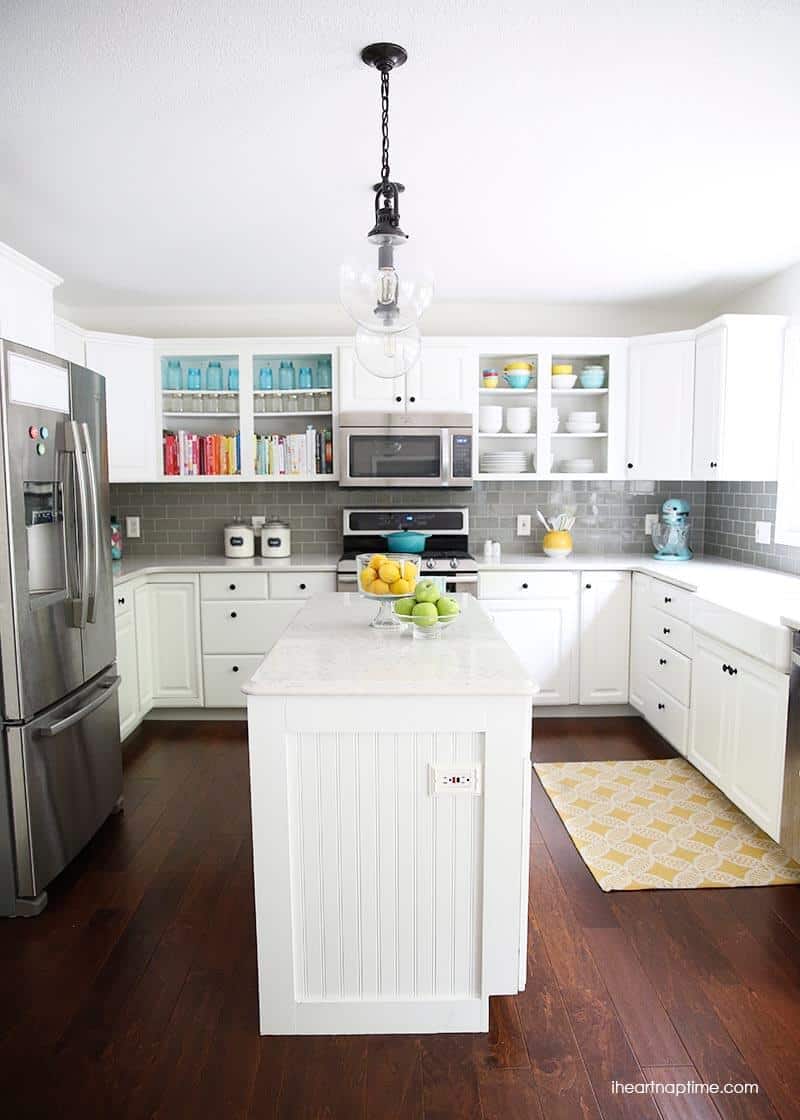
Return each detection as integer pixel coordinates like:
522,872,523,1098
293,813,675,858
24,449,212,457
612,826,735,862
125,515,141,539
429,764,482,797
644,513,658,536
516,514,531,537
755,521,772,544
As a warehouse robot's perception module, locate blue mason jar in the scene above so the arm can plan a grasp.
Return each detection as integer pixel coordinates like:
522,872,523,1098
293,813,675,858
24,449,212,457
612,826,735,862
258,366,273,390
278,360,295,390
206,361,223,391
227,367,239,391
298,366,313,389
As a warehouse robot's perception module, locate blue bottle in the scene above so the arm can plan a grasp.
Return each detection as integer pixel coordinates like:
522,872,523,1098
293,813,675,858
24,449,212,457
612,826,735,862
258,366,273,390
164,358,182,390
315,356,332,389
227,367,239,391
187,367,202,391
206,361,223,391
298,366,313,389
278,360,295,391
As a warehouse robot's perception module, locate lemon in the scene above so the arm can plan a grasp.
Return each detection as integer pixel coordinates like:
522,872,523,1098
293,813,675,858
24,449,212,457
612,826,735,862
390,578,410,595
370,578,390,595
402,560,416,581
360,567,376,589
378,561,401,584
370,553,387,571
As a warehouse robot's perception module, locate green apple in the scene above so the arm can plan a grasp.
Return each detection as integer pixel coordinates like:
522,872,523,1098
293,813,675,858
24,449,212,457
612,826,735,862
414,579,441,605
394,597,415,616
436,596,460,618
411,601,439,627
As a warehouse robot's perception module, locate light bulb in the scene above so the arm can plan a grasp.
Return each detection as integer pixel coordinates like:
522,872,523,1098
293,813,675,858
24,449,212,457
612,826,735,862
340,245,433,334
377,267,398,307
355,323,421,379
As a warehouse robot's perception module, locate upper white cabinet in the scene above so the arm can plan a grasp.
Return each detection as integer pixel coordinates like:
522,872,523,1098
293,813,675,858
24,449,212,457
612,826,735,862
84,331,157,482
625,333,695,479
53,317,86,364
338,344,474,414
0,242,60,353
691,315,786,481
689,632,789,840
579,571,631,704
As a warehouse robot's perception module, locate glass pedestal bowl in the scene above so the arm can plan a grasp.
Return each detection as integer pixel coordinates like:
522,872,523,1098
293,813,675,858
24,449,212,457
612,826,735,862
356,552,422,629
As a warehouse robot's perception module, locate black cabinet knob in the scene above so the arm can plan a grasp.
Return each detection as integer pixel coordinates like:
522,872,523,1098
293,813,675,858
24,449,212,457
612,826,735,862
229,583,236,591
659,658,667,666
722,664,729,673
395,395,402,403
657,702,665,710
710,460,718,468
232,665,239,673
230,611,237,619
627,462,633,469
731,666,738,675
663,627,671,635
522,582,529,589
585,583,592,590
664,596,672,604
409,396,416,403
299,583,307,590
117,597,125,605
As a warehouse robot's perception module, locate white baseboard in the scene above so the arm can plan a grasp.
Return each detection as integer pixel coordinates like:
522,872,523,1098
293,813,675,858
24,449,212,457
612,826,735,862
144,708,247,721
535,704,639,719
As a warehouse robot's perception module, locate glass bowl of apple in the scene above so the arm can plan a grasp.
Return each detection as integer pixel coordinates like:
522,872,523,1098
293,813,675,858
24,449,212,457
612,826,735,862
357,552,423,629
392,580,462,639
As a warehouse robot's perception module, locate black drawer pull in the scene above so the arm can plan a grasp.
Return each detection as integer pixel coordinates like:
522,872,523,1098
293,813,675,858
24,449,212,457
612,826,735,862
627,462,633,469
659,658,667,666
585,583,592,590
229,583,236,591
722,663,729,673
663,627,670,635
522,582,528,590
232,665,239,673
395,395,402,403
299,583,307,590
230,611,237,619
664,596,672,604
409,396,416,403
117,597,125,605
657,702,665,710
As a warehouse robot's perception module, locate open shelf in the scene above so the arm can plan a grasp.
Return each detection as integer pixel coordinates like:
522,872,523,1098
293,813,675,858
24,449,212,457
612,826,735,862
256,410,333,419
479,387,537,396
552,432,608,439
479,431,537,439
163,411,239,419
551,388,609,397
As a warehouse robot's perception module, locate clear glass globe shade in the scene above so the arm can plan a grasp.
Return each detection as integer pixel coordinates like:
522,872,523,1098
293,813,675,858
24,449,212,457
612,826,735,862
354,323,421,379
340,244,434,333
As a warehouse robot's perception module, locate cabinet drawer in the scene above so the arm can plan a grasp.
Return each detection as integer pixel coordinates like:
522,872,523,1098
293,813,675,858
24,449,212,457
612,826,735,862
269,571,336,600
646,679,689,756
479,571,578,600
200,573,268,601
114,587,133,617
203,655,262,707
201,600,299,654
648,608,693,658
646,636,691,706
648,579,693,622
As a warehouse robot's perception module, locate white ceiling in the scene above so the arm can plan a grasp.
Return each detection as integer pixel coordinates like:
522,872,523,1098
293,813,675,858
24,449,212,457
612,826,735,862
2,0,799,310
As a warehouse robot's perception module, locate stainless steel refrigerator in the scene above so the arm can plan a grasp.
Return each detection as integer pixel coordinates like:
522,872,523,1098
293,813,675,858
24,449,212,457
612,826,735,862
0,339,121,917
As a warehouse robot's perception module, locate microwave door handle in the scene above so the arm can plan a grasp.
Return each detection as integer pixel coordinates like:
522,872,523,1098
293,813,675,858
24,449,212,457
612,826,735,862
37,676,121,737
65,421,90,628
440,428,451,486
80,422,101,623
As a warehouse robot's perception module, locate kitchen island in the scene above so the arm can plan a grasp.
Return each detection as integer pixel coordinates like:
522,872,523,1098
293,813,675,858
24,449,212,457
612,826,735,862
244,593,535,1035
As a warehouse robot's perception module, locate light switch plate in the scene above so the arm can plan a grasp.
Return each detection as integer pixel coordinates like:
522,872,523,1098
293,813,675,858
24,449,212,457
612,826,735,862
516,514,531,537
755,521,772,544
125,515,141,539
644,513,658,535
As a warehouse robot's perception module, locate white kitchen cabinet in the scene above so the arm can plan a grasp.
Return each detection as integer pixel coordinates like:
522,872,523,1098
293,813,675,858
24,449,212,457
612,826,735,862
338,344,474,414
579,572,631,704
689,632,789,839
483,593,579,705
691,315,786,481
115,607,141,741
628,572,651,712
84,331,157,482
0,241,60,353
625,333,694,479
53,317,86,364
147,579,203,707
134,582,154,713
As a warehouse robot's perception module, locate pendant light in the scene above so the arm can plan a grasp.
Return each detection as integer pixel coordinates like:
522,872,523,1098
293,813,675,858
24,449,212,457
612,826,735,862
340,43,433,378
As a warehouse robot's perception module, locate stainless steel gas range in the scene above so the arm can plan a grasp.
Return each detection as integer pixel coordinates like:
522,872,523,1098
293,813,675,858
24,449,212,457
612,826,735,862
336,507,478,596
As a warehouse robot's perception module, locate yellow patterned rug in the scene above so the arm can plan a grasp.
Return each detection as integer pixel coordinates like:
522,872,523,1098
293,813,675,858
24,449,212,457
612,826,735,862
534,758,800,890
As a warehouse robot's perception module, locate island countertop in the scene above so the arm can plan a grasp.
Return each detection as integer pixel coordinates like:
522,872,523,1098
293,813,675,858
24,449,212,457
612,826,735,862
243,592,534,697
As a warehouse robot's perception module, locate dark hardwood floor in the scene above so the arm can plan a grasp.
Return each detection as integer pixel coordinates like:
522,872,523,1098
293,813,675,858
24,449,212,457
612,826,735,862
2,716,799,1119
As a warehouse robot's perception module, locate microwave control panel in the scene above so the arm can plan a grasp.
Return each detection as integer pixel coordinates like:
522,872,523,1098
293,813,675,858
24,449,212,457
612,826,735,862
452,434,472,478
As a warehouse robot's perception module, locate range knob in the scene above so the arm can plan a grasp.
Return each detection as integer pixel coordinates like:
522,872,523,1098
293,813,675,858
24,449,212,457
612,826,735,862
449,558,458,570
426,558,435,570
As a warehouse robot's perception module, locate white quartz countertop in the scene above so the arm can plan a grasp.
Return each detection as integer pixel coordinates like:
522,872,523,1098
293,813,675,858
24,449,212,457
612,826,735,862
112,552,337,585
243,592,535,697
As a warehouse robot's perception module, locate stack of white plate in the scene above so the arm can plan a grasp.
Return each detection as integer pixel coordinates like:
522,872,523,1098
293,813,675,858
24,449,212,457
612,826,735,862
565,410,600,434
560,457,595,473
480,451,529,474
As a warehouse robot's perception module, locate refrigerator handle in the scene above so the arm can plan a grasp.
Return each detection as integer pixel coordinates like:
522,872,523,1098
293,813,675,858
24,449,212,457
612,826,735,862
64,420,90,629
80,421,101,624
36,676,121,737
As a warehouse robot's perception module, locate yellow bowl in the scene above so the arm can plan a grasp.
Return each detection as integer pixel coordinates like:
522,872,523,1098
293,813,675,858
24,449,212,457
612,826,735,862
504,361,533,372
552,363,573,375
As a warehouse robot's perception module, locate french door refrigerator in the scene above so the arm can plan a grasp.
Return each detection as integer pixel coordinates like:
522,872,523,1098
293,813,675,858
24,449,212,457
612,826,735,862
0,340,121,916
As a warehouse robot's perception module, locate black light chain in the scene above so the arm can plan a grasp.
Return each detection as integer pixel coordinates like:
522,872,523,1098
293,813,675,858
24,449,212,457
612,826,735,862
380,67,391,187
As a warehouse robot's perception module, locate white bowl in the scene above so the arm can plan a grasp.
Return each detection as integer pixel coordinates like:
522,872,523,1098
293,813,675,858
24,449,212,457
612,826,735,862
505,406,532,434
561,458,594,473
551,373,577,390
479,405,503,434
565,421,601,434
568,411,597,421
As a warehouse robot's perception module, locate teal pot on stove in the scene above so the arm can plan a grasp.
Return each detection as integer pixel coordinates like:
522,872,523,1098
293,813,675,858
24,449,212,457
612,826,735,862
382,531,431,553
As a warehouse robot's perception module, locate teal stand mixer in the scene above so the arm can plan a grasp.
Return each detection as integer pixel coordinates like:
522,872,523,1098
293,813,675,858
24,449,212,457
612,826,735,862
652,498,692,561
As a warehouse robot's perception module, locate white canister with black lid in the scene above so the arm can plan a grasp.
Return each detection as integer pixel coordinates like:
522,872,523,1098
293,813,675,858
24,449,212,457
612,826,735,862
224,523,255,558
261,520,291,558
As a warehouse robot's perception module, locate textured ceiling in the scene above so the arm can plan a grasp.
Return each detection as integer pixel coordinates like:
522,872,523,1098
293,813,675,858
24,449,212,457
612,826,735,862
1,0,799,308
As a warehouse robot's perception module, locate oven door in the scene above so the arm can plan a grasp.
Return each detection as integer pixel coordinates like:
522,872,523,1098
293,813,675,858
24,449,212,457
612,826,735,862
342,426,446,487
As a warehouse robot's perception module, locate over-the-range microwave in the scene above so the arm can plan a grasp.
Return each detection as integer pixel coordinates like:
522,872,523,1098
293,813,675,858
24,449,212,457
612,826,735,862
339,411,473,488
